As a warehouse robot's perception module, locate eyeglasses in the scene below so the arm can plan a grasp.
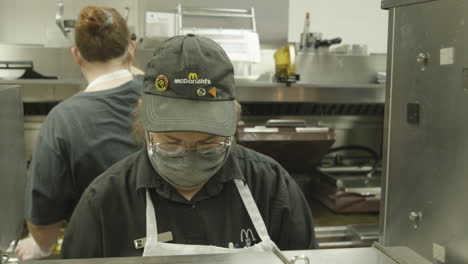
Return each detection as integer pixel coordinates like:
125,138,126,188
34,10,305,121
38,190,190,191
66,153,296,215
148,135,232,157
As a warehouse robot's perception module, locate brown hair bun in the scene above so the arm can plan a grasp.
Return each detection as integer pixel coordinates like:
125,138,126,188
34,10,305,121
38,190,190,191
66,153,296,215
75,6,130,63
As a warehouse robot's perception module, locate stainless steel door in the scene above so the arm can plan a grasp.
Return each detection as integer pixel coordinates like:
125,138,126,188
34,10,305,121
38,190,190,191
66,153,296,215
381,0,468,263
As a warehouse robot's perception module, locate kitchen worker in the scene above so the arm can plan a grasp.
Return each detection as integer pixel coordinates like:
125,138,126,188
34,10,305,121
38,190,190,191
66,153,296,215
15,6,144,260
61,34,318,259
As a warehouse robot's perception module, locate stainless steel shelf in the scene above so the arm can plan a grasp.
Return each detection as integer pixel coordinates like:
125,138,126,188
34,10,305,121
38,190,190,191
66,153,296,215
0,79,385,104
236,83,385,103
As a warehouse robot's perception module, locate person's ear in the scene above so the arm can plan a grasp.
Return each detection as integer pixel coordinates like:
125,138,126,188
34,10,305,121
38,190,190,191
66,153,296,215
127,40,136,62
71,47,83,67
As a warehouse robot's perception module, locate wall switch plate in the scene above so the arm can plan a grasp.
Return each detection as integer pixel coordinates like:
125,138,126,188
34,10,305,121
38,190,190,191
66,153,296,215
433,243,446,263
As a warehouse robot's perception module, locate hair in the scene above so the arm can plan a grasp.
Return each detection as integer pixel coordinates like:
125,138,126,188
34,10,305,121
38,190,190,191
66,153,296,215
131,99,242,145
74,6,130,63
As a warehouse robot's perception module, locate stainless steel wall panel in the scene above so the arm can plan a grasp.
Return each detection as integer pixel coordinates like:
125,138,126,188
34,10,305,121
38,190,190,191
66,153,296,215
296,53,387,85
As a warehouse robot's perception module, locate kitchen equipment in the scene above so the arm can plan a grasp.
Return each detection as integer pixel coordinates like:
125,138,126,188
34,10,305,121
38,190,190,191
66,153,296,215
176,4,260,78
0,69,25,80
274,43,300,86
0,61,58,80
293,13,386,86
315,224,379,248
299,12,342,51
311,177,380,213
177,4,260,62
312,146,381,213
0,62,27,80
55,0,75,38
237,119,335,173
0,85,27,262
273,12,342,87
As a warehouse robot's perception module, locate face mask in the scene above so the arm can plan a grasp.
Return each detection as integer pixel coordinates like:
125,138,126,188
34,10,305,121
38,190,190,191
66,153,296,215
146,137,231,188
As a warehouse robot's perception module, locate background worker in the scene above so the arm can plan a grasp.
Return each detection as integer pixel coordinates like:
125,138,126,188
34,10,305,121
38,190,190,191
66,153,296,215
16,6,144,260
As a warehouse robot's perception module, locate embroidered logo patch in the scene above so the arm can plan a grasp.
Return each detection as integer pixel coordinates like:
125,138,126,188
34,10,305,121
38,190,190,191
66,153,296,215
208,87,217,97
188,72,198,80
155,75,169,92
240,228,256,247
197,87,207,96
174,73,211,85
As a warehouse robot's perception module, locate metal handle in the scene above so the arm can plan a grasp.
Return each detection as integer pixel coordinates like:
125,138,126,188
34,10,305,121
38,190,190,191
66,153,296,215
55,0,76,37
409,211,423,229
416,53,428,64
416,53,430,71
1,240,20,264
290,255,310,264
272,246,290,264
265,119,306,127
55,0,67,37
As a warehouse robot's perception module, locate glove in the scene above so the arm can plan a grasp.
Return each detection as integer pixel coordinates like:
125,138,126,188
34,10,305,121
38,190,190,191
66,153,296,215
15,236,52,261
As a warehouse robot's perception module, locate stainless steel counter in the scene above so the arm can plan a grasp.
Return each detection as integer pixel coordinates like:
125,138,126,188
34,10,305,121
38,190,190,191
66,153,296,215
0,79,83,103
16,246,431,264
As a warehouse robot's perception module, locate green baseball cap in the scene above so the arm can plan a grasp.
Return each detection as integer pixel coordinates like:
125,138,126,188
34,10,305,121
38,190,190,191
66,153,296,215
142,34,237,137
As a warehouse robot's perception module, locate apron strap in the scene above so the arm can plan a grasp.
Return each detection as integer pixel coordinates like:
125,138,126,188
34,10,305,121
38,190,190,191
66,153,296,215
233,179,271,242
145,190,159,241
144,180,273,244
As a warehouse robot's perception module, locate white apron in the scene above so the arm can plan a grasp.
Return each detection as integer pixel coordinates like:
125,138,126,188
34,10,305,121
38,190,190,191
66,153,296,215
142,179,278,256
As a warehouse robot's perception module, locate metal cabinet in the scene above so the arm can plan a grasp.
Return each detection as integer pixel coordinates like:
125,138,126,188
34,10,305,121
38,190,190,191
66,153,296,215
381,0,468,263
0,86,27,257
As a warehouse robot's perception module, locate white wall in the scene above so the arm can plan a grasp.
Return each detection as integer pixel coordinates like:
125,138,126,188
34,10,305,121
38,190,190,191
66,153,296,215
0,0,53,45
0,0,388,53
0,0,138,47
288,0,388,54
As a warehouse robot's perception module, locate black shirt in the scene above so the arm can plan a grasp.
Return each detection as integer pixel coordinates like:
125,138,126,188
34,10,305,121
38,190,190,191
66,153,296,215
25,77,143,225
61,145,317,258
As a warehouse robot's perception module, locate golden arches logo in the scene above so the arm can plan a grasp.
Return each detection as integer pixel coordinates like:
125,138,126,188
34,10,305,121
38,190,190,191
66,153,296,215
188,73,198,80
240,228,256,247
